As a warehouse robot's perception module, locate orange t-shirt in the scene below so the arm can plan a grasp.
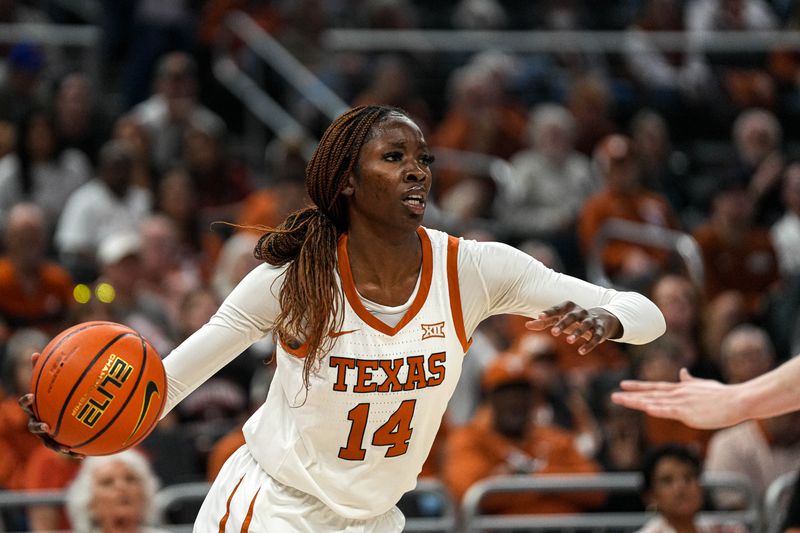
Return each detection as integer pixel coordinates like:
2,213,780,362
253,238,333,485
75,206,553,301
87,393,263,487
577,189,679,275
692,223,780,315
0,258,73,335
444,414,604,514
0,397,41,490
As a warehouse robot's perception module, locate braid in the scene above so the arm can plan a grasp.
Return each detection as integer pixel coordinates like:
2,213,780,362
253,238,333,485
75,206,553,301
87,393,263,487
255,105,408,390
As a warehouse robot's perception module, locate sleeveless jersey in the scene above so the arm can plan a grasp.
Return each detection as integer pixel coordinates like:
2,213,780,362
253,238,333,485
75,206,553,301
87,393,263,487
242,227,470,519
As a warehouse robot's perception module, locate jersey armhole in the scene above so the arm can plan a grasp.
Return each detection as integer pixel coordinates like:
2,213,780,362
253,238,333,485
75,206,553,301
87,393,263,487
447,236,472,353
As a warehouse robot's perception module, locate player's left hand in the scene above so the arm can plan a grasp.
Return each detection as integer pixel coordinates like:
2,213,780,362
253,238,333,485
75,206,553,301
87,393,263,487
525,301,621,355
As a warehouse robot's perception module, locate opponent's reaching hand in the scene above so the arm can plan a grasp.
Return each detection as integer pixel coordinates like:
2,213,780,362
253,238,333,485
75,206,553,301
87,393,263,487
525,301,621,355
611,369,745,429
18,353,84,458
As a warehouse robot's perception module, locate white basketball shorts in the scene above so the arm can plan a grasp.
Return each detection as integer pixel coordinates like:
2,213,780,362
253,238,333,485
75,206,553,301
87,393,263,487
194,445,406,533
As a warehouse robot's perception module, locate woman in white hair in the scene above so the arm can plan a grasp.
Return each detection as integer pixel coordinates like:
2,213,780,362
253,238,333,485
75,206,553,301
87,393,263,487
65,450,167,533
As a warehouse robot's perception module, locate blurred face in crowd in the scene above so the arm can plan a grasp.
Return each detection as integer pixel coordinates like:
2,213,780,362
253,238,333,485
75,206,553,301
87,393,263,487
89,460,147,532
652,275,697,334
5,204,46,269
27,113,55,161
157,53,196,102
637,349,681,383
490,382,534,440
57,74,91,127
113,116,149,161
647,456,703,524
158,166,196,225
100,147,134,198
180,288,219,337
720,330,773,384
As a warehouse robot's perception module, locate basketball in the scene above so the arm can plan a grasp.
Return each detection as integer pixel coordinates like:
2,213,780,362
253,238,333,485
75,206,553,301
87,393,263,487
30,321,166,456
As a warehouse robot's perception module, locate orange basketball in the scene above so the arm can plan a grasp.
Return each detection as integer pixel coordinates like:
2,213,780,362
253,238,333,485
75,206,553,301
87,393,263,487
30,321,166,456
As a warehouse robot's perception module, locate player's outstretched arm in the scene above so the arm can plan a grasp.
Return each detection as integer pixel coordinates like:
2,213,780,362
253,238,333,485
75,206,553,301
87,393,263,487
612,356,800,429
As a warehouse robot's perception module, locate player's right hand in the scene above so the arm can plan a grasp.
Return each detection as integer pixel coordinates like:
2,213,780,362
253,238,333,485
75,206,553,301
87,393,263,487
18,353,84,458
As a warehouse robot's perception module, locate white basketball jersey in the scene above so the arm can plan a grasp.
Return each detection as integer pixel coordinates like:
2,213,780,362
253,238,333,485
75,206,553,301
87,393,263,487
242,227,469,520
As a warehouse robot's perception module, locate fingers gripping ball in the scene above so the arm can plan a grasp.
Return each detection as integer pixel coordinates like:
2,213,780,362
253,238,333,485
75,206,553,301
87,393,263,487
30,322,166,456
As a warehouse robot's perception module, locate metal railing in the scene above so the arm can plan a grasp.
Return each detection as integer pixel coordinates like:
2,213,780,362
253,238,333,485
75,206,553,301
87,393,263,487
764,470,798,533
586,218,705,290
322,29,800,53
0,473,761,533
462,472,760,532
224,11,348,123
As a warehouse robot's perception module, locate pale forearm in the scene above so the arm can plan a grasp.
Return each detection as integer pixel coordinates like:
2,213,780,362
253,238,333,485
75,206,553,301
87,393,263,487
735,356,800,421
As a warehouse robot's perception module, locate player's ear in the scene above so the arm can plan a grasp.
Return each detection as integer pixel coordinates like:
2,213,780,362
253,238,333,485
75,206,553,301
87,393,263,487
340,171,356,197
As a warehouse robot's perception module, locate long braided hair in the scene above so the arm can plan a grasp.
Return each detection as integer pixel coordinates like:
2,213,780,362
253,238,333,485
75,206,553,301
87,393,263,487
255,105,408,389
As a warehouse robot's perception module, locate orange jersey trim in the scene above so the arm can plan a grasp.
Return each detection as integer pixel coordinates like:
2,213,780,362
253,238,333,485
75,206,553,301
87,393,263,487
337,227,433,336
447,236,471,352
279,338,309,359
240,487,260,532
218,474,245,533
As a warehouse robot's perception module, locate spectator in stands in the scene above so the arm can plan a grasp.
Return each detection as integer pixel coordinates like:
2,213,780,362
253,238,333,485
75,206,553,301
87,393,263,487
630,110,698,227
0,203,73,337
353,55,432,135
0,42,46,123
729,108,786,225
113,114,156,192
650,274,719,379
55,140,152,282
0,108,91,226
93,230,176,356
516,333,601,458
501,103,596,251
631,336,714,457
443,351,603,514
23,446,81,531
65,450,167,533
700,290,749,365
636,444,746,533
182,112,252,211
577,134,680,290
567,75,618,156
137,214,201,327
771,161,800,276
132,52,224,174
0,328,48,491
54,72,110,165
692,182,780,317
717,324,775,384
705,409,800,509
432,52,527,196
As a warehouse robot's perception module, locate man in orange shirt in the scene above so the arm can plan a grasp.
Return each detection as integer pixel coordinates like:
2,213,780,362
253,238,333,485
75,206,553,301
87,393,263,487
0,203,73,338
577,134,680,289
692,183,779,316
443,352,604,515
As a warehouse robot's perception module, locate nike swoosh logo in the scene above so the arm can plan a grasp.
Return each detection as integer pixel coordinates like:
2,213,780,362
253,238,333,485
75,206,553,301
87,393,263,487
329,329,360,338
125,380,160,444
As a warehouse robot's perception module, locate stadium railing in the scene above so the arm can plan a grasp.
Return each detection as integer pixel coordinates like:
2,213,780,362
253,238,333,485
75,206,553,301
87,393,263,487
586,217,705,290
0,472,761,533
764,470,799,533
461,472,760,532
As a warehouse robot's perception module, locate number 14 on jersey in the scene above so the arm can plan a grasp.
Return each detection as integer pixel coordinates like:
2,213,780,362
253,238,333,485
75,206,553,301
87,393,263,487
338,400,417,461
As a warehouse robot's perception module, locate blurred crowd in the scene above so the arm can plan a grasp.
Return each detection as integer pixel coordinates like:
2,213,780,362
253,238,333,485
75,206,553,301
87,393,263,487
1,0,800,531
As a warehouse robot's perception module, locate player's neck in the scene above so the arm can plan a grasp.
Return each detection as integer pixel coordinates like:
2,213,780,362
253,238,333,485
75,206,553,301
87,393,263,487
345,223,422,306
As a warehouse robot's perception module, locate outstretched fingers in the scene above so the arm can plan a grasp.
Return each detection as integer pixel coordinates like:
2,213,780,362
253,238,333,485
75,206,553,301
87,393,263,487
525,301,577,332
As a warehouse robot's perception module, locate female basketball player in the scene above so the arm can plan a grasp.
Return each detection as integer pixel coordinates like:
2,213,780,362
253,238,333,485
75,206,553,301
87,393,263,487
23,105,665,532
